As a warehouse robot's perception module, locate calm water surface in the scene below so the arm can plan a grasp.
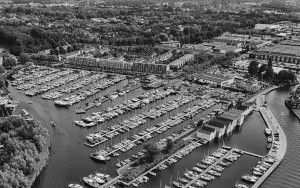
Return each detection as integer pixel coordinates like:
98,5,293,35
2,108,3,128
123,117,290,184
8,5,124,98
262,86,300,188
8,83,282,188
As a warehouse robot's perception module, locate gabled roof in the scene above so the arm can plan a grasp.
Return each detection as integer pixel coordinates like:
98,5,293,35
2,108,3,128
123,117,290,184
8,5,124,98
207,119,227,128
202,125,216,133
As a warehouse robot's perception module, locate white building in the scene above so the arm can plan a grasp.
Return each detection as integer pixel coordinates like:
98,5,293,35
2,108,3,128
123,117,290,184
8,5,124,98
197,126,216,142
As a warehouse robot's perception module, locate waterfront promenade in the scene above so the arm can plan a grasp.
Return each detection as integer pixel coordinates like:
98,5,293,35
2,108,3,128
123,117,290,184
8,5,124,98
253,106,287,188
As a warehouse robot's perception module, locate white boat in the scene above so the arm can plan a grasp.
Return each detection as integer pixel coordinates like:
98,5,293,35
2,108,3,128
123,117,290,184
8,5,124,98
265,128,271,135
68,183,83,188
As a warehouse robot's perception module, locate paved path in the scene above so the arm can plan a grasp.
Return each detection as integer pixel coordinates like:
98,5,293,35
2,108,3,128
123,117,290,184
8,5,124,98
252,106,287,188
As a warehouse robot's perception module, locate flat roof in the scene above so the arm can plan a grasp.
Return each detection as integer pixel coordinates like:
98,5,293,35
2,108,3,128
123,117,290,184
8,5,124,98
196,73,232,83
218,114,237,121
259,44,300,56
198,129,214,135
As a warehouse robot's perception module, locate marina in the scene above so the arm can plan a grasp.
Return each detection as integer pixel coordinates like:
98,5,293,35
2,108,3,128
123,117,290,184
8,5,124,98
6,65,285,188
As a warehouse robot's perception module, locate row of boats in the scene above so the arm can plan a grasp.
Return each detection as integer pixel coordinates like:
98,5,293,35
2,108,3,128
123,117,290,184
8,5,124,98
82,172,113,188
87,102,206,162
75,79,140,114
42,73,106,100
121,141,203,187
12,66,60,86
54,75,126,107
173,148,242,188
115,128,194,168
76,88,177,128
84,94,196,146
25,70,91,96
16,69,71,90
89,103,203,162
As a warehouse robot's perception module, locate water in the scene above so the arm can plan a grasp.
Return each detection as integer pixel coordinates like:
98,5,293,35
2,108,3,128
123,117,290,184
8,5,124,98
8,82,280,188
261,86,300,188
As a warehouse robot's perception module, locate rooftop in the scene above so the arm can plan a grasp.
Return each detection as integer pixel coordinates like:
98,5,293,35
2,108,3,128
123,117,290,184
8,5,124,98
195,73,232,83
202,125,216,133
259,44,300,56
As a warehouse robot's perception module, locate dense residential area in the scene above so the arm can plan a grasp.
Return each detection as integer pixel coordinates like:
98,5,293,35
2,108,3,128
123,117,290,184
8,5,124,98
0,1,300,188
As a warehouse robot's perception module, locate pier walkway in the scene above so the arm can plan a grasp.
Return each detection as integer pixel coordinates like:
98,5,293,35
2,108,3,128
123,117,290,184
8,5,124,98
117,140,202,187
183,148,235,188
84,96,199,148
242,151,263,158
252,106,287,188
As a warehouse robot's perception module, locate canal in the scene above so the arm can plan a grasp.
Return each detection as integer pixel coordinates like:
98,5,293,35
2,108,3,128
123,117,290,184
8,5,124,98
261,86,300,188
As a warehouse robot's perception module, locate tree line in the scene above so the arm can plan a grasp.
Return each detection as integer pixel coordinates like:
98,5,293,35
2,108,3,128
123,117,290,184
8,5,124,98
0,116,50,188
248,59,297,84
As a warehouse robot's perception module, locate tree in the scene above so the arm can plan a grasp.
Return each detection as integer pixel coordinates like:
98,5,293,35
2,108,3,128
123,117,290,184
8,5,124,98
158,33,169,42
248,61,259,76
163,139,173,153
194,52,212,64
277,70,297,84
59,46,66,54
19,53,30,64
225,51,238,58
0,65,5,73
263,58,274,81
2,57,17,68
67,46,73,53
141,143,160,163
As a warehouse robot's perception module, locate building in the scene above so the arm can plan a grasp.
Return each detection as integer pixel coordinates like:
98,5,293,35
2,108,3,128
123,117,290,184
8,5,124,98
169,54,194,69
194,73,235,87
68,56,133,71
197,125,216,141
228,108,244,126
150,51,173,63
254,24,281,30
250,44,300,65
218,112,239,133
206,119,227,138
161,40,181,47
131,62,170,74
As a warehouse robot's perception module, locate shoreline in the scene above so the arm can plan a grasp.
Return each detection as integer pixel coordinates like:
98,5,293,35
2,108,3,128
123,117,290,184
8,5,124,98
5,81,51,188
247,85,287,188
285,100,300,121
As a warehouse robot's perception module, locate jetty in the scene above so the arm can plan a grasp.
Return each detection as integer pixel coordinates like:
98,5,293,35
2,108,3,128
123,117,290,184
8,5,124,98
252,106,287,188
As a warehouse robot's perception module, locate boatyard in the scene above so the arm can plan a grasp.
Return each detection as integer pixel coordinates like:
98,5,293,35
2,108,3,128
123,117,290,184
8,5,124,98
7,64,285,188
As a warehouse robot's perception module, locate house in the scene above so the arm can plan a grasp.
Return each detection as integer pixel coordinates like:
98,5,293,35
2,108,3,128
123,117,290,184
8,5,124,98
206,119,227,138
197,126,216,142
169,54,194,69
131,62,170,74
237,102,254,117
218,112,239,133
228,108,244,126
194,73,235,88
